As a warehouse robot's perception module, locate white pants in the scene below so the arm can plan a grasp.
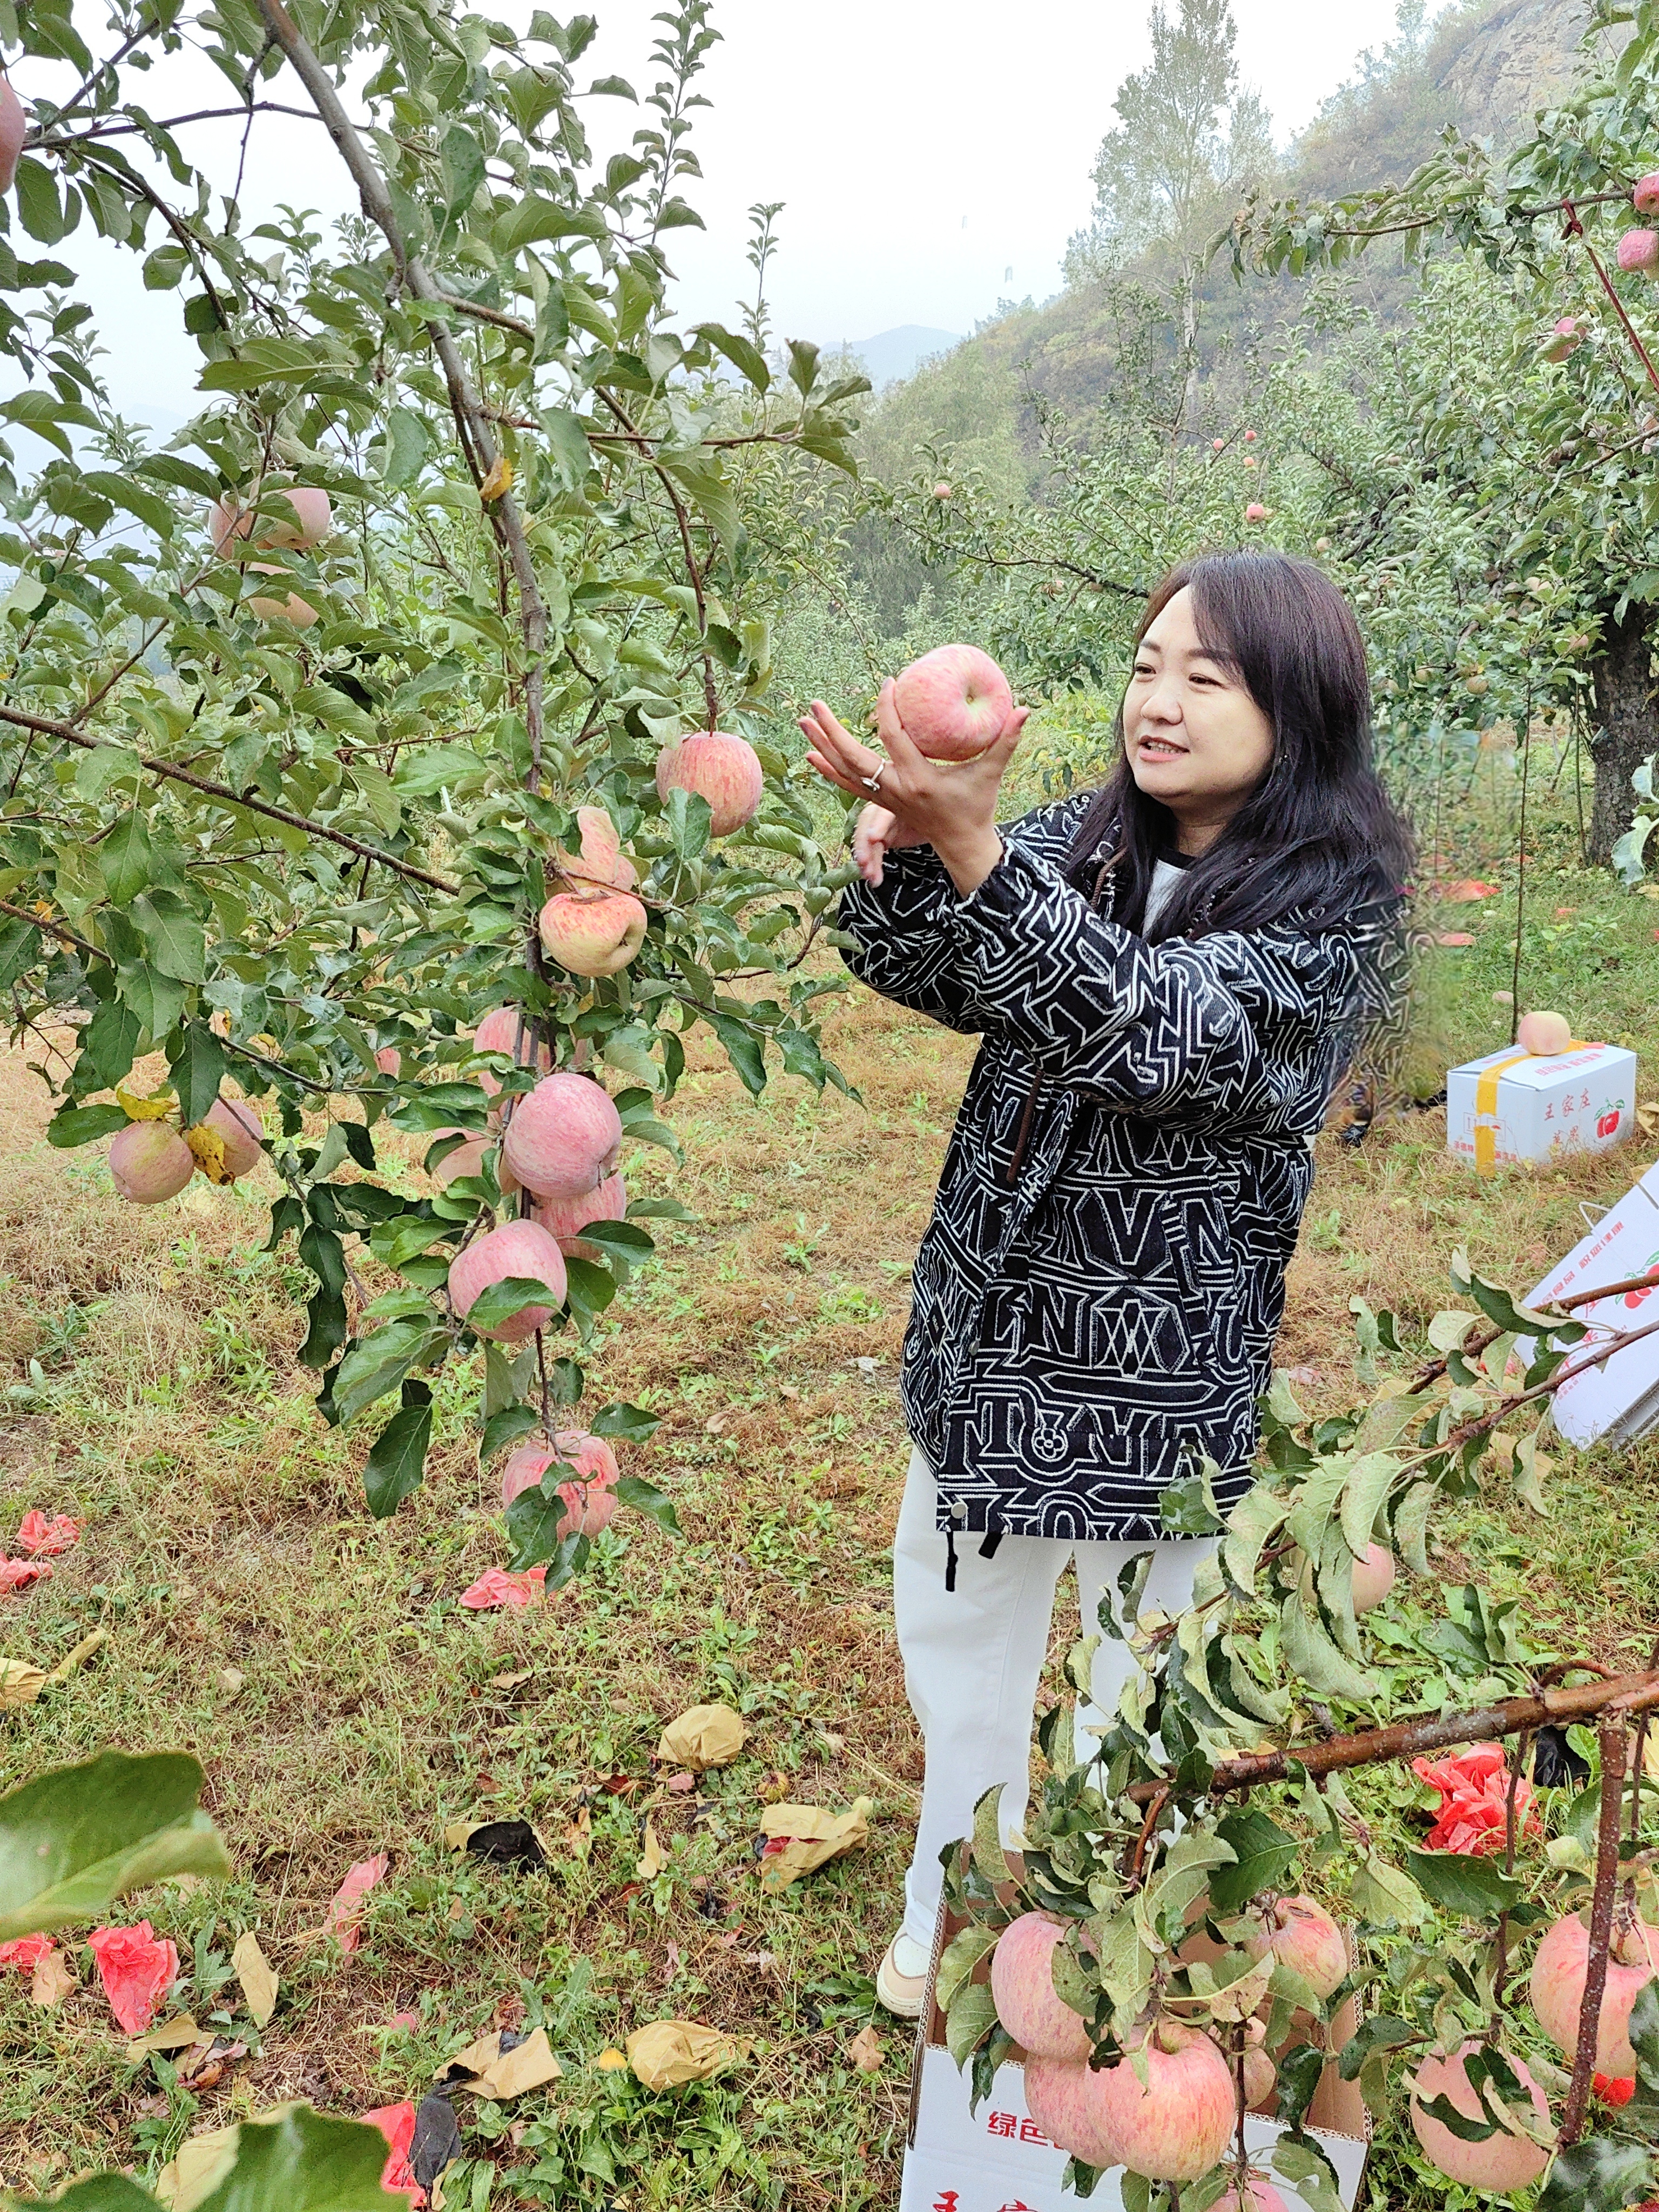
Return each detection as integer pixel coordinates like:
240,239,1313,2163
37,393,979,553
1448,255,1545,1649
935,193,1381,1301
894,1446,1215,1949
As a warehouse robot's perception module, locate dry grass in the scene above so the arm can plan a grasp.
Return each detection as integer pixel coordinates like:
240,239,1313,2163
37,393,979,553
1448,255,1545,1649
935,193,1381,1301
1,834,1657,2206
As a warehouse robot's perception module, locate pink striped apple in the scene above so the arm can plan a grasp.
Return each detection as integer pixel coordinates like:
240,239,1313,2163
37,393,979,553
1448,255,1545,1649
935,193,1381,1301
447,1220,567,1343
0,78,25,196
501,1072,623,1201
110,1122,195,1204
538,885,647,977
533,1170,626,1259
654,731,764,837
501,1431,620,1537
892,645,1014,762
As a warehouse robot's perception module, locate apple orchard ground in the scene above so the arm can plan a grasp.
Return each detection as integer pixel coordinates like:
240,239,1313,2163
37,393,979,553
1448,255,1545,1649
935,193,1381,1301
3,843,1659,2208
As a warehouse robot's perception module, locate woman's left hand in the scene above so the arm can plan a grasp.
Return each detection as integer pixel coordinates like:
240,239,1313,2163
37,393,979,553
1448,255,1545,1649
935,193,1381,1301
800,680,1029,897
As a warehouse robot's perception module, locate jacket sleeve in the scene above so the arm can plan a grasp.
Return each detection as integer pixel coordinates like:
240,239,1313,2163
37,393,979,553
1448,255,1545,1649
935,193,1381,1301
835,845,987,1034
946,838,1366,1131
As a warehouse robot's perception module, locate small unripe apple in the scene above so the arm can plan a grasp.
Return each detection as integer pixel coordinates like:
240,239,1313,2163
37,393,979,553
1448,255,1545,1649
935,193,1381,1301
110,1121,195,1204
932,481,953,500
501,1071,623,1201
1314,536,1331,551
447,1219,568,1343
1635,171,1659,215
1212,437,1225,451
1409,2041,1552,2190
1618,227,1659,274
892,644,1015,762
1242,454,1257,469
1464,671,1488,694
0,77,26,197
1244,428,1257,442
538,886,647,977
654,731,764,837
1351,1542,1397,1614
1518,1008,1572,1055
1245,502,1269,522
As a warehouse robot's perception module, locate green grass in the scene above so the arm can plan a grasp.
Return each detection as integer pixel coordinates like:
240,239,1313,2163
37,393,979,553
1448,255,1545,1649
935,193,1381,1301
1,738,1658,2207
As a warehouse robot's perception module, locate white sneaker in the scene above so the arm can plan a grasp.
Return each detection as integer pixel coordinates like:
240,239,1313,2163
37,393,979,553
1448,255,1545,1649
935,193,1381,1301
875,1930,931,2018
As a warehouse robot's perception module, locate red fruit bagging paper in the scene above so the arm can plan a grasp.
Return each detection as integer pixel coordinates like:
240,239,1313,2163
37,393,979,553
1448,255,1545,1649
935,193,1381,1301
0,1934,53,1974
460,1566,546,1611
17,1511,80,1557
326,1853,390,1951
362,2100,423,2204
88,1920,179,2032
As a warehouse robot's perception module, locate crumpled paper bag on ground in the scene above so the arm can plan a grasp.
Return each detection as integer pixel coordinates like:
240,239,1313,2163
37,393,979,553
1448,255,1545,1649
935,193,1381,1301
755,1796,872,1892
441,2025,561,2099
625,2019,749,2089
655,1703,746,1771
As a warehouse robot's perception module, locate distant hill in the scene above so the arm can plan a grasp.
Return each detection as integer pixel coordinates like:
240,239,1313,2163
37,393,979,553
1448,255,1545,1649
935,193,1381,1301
822,325,963,388
858,0,1600,464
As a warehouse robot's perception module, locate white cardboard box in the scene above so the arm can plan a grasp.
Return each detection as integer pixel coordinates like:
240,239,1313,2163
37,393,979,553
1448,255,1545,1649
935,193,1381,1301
901,1907,1369,2212
1522,1163,1659,1446
901,2042,1368,2212
1446,1041,1637,1170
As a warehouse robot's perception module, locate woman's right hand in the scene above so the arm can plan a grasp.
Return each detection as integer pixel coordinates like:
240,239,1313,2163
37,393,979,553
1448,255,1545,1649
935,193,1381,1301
852,802,931,887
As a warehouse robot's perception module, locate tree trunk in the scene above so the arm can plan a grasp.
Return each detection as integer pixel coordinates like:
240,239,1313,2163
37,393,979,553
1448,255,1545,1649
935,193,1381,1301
1589,601,1659,865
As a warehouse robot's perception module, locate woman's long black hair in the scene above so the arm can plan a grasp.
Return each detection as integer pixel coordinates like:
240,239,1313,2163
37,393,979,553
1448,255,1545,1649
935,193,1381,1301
1065,550,1415,942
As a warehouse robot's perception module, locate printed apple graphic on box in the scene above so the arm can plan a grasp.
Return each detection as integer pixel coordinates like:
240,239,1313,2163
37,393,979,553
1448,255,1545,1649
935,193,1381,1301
1599,1100,1624,1138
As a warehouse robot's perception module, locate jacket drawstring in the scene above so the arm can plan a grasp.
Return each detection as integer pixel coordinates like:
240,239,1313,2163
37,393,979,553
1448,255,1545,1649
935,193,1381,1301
943,1525,958,1592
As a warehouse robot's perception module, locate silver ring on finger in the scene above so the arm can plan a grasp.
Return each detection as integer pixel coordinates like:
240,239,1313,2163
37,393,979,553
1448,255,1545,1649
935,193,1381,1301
861,769,884,794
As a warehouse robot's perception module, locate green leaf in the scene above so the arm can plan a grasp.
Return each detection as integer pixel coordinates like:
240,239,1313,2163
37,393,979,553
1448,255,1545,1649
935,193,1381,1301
944,1979,997,2069
1402,1847,1523,1919
380,405,430,490
935,1925,999,2015
481,1404,538,1460
786,338,821,396
1207,1808,1299,1912
1280,1593,1377,1703
1350,1851,1429,1926
1537,2139,1657,2212
166,1020,226,1127
705,1009,765,1096
570,1220,654,1264
505,1482,571,1568
47,1102,129,1149
79,999,141,1091
462,1276,560,1335
79,470,176,539
333,1320,434,1425
132,889,207,983
362,1383,433,1518
0,1750,230,1939
1336,2013,1423,2081
614,1474,681,1534
692,321,770,392
100,811,154,902
1338,1449,1398,1561
495,196,609,252
589,1400,661,1441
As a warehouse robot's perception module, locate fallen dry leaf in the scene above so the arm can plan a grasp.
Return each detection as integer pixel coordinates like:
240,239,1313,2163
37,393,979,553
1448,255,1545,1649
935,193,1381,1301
563,1805,592,1860
847,2026,885,2073
656,1703,746,1772
232,1930,278,2028
327,1853,390,1951
489,1667,534,1690
754,1796,873,1893
636,1819,666,1880
126,2013,200,2060
177,2036,247,2092
0,1659,46,1709
443,2025,562,2099
156,2123,239,2212
30,1946,74,2008
48,1626,109,1685
218,1665,246,1698
625,2019,748,2090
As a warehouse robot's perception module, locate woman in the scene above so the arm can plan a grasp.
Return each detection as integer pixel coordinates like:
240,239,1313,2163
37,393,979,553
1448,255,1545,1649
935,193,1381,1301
800,551,1411,2015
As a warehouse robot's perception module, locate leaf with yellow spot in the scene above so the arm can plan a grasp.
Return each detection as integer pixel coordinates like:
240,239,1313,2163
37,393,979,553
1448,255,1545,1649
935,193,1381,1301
479,456,514,503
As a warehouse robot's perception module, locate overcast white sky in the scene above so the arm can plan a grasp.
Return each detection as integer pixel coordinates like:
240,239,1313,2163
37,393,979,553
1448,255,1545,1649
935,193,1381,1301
18,0,1410,430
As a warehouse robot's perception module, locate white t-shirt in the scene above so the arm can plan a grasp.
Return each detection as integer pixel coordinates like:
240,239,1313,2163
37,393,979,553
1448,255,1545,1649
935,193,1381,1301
1141,855,1188,933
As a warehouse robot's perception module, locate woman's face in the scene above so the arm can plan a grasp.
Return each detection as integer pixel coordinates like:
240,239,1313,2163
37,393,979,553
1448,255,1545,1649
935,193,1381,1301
1122,586,1275,850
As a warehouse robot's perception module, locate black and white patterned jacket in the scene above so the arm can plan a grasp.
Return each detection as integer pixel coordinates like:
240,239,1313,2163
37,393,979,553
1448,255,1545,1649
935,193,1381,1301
838,792,1402,1544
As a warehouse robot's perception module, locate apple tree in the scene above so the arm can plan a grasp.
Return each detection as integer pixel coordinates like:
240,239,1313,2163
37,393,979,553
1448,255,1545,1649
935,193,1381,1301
0,0,869,1572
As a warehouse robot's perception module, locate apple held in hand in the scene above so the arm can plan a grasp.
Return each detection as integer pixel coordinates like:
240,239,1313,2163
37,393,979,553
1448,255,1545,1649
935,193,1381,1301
891,644,1014,762
654,732,764,837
